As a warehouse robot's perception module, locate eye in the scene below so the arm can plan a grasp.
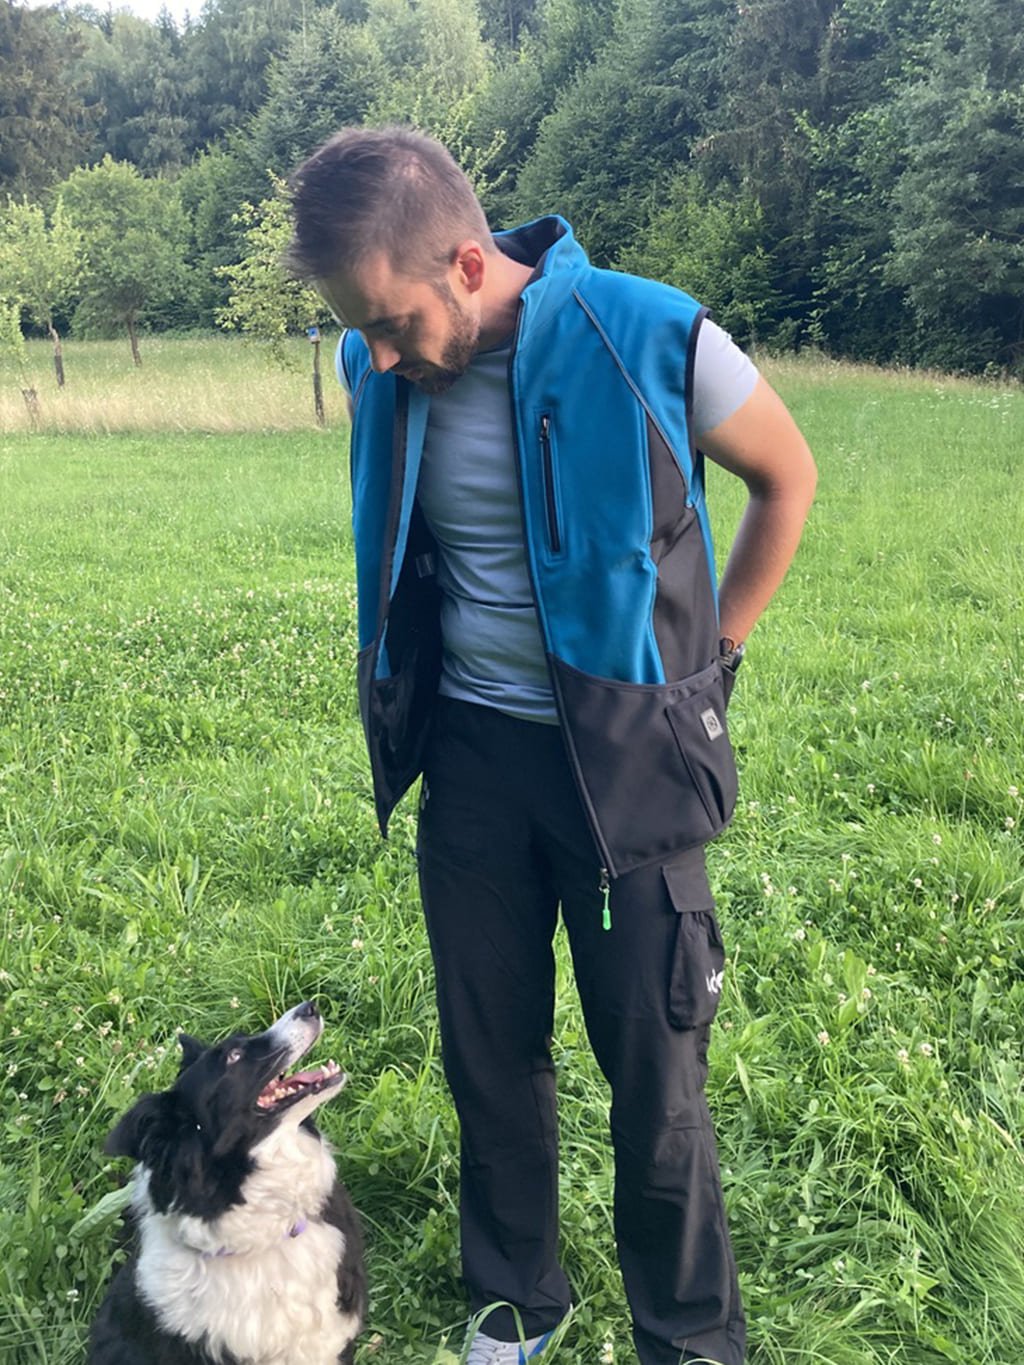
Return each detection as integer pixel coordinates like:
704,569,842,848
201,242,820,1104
226,1047,243,1065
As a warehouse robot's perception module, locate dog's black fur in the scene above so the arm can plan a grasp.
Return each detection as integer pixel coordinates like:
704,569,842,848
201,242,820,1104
88,1002,366,1365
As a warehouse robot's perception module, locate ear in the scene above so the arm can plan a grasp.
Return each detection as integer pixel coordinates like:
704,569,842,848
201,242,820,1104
177,1033,207,1073
105,1092,166,1159
453,239,486,295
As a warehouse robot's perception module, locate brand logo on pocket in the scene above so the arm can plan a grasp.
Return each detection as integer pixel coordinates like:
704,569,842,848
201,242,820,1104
706,968,724,995
700,707,724,741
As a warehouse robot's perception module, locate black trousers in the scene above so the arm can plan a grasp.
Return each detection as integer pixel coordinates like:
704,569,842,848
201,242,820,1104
417,698,746,1365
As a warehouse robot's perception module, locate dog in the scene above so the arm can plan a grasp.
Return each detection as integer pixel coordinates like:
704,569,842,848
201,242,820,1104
88,1000,366,1365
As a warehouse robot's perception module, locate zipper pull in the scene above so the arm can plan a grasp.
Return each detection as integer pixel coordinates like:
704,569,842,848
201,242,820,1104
599,868,612,931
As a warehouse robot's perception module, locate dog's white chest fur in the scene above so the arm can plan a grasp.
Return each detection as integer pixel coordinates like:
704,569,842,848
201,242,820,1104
134,1127,358,1365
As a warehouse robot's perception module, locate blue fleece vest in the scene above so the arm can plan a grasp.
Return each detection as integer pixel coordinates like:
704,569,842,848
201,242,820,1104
339,217,737,877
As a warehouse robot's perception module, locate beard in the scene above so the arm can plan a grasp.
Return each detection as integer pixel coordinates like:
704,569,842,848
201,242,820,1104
411,289,480,395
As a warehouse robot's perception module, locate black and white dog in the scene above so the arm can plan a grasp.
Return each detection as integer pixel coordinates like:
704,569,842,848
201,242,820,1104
89,1001,366,1365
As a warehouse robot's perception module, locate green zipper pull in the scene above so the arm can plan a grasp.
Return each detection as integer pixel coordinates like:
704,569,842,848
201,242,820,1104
599,868,612,931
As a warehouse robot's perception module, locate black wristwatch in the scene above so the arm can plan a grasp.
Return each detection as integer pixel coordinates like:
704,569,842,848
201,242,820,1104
719,636,746,672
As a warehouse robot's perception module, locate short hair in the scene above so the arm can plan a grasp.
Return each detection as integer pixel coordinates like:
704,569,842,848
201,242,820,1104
285,125,495,283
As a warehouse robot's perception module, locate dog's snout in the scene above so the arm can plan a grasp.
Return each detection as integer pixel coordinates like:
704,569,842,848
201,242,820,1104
296,1001,320,1021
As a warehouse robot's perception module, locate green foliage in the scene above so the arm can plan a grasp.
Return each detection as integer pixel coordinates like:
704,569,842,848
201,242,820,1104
58,156,189,356
0,198,82,335
617,177,786,348
886,0,1024,370
0,1,95,197
365,0,491,133
216,178,328,358
71,10,196,174
0,296,27,371
236,6,387,186
513,0,733,264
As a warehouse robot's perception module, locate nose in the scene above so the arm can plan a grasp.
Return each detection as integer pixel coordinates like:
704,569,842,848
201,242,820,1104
367,338,400,373
295,1001,320,1021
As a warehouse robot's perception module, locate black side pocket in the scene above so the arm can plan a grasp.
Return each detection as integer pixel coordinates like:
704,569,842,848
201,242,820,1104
665,666,738,834
663,859,725,1030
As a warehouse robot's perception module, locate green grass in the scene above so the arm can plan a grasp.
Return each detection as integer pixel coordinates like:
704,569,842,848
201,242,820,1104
1,351,1023,1365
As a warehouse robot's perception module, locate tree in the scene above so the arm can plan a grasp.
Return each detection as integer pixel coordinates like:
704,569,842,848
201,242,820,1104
217,176,332,419
616,176,785,350
0,1,95,197
59,156,188,365
186,0,315,146
364,0,490,135
71,10,197,172
235,6,387,191
887,0,1024,371
0,198,82,385
513,0,733,265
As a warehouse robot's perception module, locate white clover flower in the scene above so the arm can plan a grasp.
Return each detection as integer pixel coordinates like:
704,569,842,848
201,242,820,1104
932,833,942,845
817,1030,831,1046
898,1048,910,1065
351,938,365,951
919,1042,934,1057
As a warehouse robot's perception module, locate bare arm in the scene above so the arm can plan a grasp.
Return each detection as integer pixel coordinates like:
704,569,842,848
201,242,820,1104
698,374,817,646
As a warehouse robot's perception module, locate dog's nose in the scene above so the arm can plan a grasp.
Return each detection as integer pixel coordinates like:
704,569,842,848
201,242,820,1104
296,1001,320,1021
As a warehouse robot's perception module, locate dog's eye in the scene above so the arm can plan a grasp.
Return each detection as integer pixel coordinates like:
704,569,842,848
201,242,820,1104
226,1047,243,1065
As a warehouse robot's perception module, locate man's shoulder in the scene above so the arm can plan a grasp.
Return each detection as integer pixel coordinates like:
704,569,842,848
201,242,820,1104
573,264,704,335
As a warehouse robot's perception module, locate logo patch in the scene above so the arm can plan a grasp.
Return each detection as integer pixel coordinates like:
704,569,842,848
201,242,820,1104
700,707,724,741
706,968,724,995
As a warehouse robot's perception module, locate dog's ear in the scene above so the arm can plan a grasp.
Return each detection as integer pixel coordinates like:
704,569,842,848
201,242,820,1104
177,1033,207,1073
105,1092,167,1159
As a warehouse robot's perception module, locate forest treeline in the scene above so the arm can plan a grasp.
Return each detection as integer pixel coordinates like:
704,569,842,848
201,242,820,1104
2,0,1023,375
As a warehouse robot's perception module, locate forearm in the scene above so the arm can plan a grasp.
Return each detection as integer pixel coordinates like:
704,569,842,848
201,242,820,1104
698,374,817,646
717,484,815,645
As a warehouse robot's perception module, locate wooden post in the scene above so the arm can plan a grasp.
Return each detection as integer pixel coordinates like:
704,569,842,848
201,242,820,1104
127,316,142,367
49,324,65,388
309,326,325,426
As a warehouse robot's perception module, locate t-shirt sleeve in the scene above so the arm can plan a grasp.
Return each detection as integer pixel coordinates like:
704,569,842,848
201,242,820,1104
691,318,759,437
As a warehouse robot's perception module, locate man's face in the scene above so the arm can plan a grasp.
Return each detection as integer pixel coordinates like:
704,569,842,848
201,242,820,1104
317,251,480,395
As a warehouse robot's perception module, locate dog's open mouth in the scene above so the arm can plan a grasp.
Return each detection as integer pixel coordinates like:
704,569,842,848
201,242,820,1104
256,1059,345,1112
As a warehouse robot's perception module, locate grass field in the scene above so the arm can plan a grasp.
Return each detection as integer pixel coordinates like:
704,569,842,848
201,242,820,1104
1,339,1023,1364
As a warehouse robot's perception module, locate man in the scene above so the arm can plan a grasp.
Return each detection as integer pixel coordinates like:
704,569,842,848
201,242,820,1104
287,126,816,1365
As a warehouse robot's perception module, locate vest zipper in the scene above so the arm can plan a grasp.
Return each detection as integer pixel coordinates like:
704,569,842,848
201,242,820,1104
506,303,618,885
539,414,562,553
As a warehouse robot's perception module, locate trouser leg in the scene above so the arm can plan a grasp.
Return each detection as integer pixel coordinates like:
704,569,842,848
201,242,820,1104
417,698,744,1361
416,700,571,1340
556,854,746,1365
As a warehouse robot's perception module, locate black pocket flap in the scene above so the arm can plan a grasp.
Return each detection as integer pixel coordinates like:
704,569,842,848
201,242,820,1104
662,849,716,914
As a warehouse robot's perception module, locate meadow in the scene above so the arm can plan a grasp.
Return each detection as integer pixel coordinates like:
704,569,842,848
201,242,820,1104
1,336,1022,1365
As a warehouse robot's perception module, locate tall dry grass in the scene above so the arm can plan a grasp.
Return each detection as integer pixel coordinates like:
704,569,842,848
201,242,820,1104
0,334,346,434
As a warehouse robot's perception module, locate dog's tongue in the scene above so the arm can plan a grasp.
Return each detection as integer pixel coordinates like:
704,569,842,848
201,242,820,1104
257,1060,342,1110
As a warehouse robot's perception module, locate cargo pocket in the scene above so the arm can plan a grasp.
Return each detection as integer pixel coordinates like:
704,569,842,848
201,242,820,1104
663,857,725,1030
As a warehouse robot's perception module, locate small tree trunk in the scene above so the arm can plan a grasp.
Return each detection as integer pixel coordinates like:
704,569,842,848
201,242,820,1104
21,387,40,425
312,336,325,426
126,315,142,367
49,324,66,387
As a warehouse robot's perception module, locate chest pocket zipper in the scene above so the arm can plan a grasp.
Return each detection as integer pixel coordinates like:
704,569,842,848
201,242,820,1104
539,414,562,554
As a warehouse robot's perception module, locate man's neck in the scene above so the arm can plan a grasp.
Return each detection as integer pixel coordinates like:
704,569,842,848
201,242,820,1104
477,255,536,351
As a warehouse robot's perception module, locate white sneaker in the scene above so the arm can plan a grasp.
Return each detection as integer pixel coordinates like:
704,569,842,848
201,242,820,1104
463,1328,554,1365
